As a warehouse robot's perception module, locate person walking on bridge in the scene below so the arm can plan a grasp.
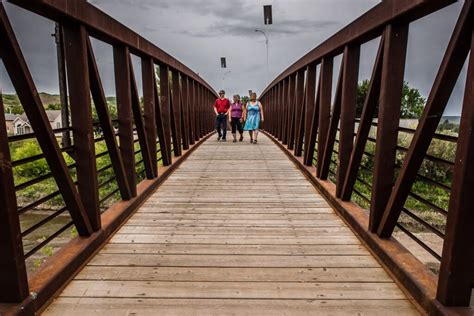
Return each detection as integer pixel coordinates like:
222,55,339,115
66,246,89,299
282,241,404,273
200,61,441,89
213,89,231,141
229,94,245,142
243,92,264,144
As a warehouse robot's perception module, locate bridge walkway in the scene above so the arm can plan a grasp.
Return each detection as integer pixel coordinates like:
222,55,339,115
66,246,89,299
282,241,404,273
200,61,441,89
43,134,419,315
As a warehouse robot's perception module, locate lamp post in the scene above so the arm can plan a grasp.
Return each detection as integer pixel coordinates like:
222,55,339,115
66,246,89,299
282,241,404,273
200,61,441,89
222,70,231,92
254,29,269,86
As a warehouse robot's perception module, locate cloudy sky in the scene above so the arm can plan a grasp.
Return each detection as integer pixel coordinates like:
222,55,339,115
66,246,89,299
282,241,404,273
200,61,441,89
0,0,467,115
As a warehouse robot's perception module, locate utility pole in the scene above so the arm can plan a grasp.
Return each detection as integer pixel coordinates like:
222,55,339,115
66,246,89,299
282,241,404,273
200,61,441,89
52,22,71,149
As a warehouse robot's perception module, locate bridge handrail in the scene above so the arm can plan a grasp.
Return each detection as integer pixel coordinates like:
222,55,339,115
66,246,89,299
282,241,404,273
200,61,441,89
10,0,216,95
260,0,473,313
0,1,216,313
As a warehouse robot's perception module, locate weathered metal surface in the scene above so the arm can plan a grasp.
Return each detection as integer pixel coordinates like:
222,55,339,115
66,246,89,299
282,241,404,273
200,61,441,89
262,131,473,316
369,23,408,232
8,0,216,95
0,91,29,303
129,54,155,180
159,64,173,166
316,57,333,179
114,46,137,197
377,0,473,238
340,35,384,201
63,23,101,231
320,59,343,180
436,21,474,306
141,57,158,177
293,69,306,156
0,4,93,236
87,37,132,200
261,0,455,96
335,45,359,198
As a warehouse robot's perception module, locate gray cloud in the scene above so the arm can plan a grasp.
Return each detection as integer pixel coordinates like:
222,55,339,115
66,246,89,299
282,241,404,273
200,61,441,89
1,0,466,116
178,19,339,38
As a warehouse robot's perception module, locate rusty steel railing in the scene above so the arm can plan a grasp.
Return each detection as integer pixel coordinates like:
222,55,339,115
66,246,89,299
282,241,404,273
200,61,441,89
0,0,215,313
260,0,473,313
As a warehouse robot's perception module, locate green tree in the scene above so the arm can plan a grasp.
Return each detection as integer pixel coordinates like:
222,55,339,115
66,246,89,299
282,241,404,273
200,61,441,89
45,103,62,110
356,80,426,119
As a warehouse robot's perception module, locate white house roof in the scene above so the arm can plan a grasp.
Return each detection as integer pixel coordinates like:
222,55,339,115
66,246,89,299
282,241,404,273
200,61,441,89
4,113,19,121
45,110,61,122
5,110,61,124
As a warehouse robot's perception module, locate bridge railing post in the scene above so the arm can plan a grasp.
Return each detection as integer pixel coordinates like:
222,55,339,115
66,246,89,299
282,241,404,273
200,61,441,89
170,69,183,157
294,69,306,157
86,36,132,201
0,92,29,303
142,57,158,177
316,57,333,179
158,64,173,166
436,16,474,306
63,23,101,231
369,23,408,232
319,59,343,180
335,45,360,198
114,45,137,197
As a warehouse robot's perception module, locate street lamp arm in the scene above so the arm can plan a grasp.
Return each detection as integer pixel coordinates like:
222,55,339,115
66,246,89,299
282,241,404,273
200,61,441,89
254,29,268,43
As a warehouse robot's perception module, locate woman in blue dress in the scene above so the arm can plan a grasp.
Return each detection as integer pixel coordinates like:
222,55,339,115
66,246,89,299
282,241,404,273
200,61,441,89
243,92,265,144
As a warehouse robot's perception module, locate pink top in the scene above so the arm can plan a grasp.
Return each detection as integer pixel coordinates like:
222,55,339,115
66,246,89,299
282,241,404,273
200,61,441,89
230,102,243,118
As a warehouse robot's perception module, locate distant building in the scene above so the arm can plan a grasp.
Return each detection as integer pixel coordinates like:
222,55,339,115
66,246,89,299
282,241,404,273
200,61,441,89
4,113,17,135
13,115,31,135
4,110,62,135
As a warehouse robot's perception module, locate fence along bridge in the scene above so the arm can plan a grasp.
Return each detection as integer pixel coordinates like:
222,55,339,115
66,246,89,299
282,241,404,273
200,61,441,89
0,0,473,315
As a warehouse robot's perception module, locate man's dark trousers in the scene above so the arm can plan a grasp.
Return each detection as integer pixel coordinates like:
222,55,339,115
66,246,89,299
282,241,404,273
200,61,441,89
215,113,227,139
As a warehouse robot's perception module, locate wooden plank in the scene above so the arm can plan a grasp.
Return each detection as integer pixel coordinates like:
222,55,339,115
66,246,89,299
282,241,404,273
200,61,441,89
60,280,406,299
109,235,359,245
124,219,345,227
117,226,353,235
76,266,391,282
44,134,415,313
128,213,339,220
100,243,369,255
44,298,419,316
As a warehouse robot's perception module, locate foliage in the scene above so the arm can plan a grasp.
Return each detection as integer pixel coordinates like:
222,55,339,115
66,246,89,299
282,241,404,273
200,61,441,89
356,80,426,119
45,103,62,110
346,123,456,233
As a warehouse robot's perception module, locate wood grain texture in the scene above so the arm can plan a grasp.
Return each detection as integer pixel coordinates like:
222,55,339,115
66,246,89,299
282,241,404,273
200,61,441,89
44,135,418,315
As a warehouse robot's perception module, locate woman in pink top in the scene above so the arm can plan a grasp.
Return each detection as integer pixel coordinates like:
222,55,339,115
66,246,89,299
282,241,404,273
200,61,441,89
229,94,245,142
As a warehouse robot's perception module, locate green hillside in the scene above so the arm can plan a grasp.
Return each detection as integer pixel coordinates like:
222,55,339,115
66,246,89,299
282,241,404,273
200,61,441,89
2,93,117,115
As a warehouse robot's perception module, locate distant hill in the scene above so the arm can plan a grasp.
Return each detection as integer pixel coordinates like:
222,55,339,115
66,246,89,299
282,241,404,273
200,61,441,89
38,92,61,106
2,93,117,114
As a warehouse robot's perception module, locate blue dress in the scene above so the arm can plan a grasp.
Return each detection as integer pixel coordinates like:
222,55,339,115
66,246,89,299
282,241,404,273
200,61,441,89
244,102,260,131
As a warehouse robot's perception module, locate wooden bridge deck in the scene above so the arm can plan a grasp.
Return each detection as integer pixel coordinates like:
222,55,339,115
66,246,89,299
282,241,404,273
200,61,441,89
43,135,419,315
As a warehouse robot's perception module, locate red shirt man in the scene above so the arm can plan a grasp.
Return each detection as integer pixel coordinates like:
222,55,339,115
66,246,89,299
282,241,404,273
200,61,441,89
213,97,230,113
214,90,231,141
